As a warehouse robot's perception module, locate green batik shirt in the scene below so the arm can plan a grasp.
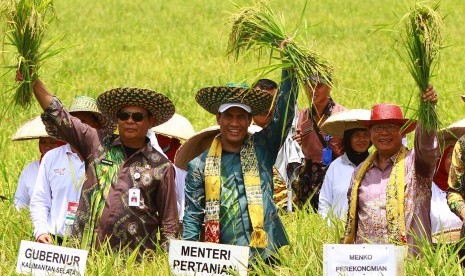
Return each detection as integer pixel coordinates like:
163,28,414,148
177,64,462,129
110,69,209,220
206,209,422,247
183,69,297,261
447,135,465,219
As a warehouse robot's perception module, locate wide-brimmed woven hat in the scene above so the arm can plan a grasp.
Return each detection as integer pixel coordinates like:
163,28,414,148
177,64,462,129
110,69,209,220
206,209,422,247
432,228,462,244
152,113,195,141
321,109,371,137
12,116,49,141
359,103,416,134
174,124,262,170
97,87,175,127
42,95,117,140
195,86,273,116
438,119,465,148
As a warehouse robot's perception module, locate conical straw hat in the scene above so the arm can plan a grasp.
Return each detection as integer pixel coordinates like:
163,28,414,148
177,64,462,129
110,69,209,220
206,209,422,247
174,124,262,170
152,113,195,141
12,116,49,141
321,109,371,137
438,119,465,148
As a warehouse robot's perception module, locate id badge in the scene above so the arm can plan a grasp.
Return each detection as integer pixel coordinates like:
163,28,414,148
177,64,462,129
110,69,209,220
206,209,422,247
65,201,79,225
128,188,140,207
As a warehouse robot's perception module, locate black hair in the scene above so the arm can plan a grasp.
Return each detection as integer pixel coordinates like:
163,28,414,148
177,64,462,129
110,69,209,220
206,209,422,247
253,79,278,91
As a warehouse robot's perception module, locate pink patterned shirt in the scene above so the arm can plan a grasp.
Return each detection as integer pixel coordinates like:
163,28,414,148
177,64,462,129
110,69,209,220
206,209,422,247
347,126,437,255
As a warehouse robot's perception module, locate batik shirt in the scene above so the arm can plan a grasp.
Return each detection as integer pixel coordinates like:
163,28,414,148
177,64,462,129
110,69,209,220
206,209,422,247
41,98,179,253
183,69,297,260
447,135,465,222
345,126,437,256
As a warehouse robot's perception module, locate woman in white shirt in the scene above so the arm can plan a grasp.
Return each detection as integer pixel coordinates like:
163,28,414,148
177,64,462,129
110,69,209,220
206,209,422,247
318,128,371,220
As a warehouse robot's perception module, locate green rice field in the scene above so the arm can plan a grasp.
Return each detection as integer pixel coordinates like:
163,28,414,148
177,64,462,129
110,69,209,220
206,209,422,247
1,0,465,274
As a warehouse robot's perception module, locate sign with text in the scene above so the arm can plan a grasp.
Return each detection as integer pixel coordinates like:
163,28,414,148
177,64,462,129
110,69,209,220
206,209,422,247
323,244,404,276
16,240,88,275
169,239,249,276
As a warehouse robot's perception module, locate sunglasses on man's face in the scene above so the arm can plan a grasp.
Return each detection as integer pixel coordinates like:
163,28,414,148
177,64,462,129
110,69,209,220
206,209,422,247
116,111,148,122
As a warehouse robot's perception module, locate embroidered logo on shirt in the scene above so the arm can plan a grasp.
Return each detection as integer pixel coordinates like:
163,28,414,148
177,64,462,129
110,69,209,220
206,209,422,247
53,168,67,175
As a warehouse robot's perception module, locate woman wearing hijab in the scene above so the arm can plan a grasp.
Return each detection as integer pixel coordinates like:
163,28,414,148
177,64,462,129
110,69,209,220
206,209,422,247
318,127,371,220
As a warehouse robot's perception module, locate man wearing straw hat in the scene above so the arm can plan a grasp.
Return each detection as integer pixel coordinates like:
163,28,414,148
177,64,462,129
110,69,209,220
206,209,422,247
342,86,438,256
26,78,179,253
30,96,102,245
182,69,297,262
293,73,346,211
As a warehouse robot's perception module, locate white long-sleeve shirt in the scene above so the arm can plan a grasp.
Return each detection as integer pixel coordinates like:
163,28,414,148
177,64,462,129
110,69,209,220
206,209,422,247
147,128,185,220
430,182,462,234
318,153,356,220
30,144,84,238
14,160,40,210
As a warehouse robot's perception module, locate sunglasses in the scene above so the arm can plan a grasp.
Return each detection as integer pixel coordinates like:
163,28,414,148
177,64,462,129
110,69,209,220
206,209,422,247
116,111,148,122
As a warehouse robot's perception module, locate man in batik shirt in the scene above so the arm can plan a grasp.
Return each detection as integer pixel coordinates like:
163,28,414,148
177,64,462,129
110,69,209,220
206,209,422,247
182,69,297,262
343,86,438,256
25,77,179,254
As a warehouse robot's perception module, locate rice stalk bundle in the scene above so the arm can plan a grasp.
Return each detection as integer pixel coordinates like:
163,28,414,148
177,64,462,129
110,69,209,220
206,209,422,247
1,0,61,107
399,2,443,132
227,0,333,103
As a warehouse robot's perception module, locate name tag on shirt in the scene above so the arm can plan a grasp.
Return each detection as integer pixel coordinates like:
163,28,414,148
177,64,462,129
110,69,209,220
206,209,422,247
101,159,114,166
128,188,140,207
65,201,79,225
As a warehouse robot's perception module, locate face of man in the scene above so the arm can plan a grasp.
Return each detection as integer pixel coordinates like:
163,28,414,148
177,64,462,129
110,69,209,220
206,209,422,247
370,123,403,158
38,137,58,155
70,111,100,129
350,129,371,153
117,105,155,148
252,87,276,128
216,106,252,152
304,82,331,107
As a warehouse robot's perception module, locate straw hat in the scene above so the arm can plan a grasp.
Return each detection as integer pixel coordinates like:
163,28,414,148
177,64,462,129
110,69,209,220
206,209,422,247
174,124,262,170
438,119,465,148
12,116,49,141
195,86,273,116
321,109,371,137
97,87,175,127
42,95,117,139
69,95,116,134
359,103,416,134
152,113,195,141
432,228,462,244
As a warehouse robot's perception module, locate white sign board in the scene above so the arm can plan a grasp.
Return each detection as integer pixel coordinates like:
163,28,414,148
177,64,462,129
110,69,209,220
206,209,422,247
323,244,404,276
16,240,88,275
169,239,249,276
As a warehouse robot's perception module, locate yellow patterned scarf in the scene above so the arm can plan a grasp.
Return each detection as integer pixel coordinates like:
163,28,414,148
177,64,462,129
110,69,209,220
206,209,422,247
204,135,268,248
344,146,407,244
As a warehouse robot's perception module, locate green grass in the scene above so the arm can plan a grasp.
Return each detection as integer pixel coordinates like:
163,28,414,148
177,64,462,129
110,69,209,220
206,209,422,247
2,0,465,274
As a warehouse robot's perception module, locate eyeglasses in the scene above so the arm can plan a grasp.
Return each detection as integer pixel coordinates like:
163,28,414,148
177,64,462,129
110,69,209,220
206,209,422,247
372,124,401,134
116,111,148,122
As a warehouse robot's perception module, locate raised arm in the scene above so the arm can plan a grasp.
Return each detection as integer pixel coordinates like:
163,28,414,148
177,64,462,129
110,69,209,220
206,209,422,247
15,70,53,110
414,85,438,178
33,79,54,110
255,68,298,165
